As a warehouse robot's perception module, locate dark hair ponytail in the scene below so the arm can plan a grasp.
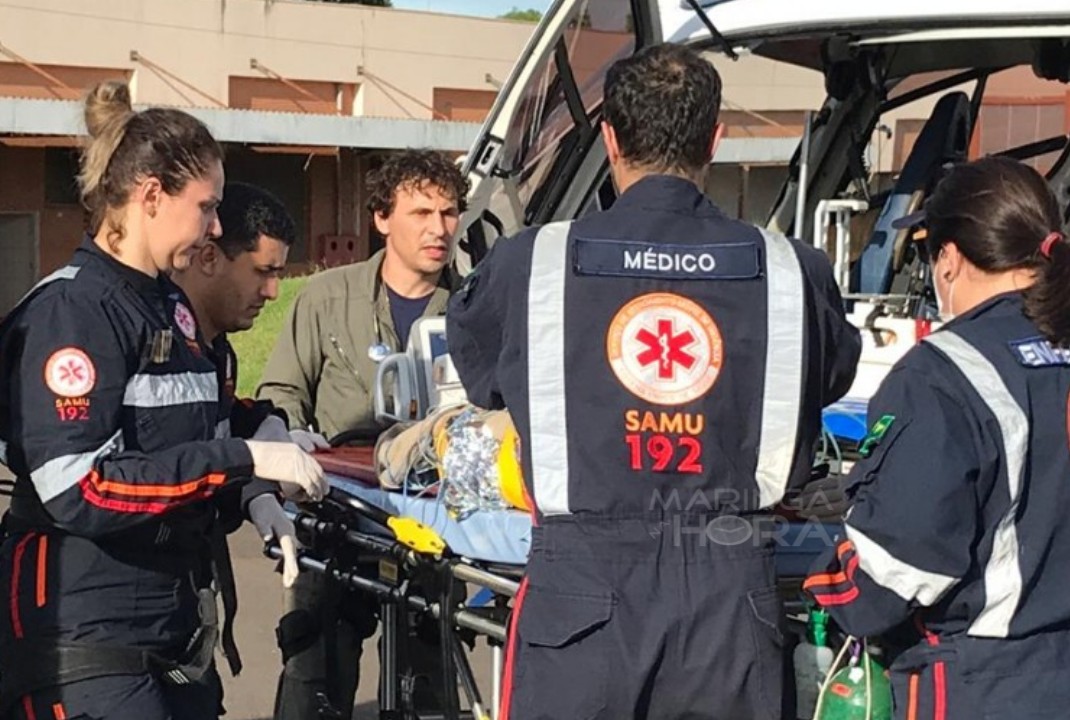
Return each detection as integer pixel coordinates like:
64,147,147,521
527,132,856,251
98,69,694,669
922,156,1070,345
1024,231,1070,346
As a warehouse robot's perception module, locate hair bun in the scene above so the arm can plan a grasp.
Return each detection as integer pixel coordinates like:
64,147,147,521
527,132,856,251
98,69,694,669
84,80,134,139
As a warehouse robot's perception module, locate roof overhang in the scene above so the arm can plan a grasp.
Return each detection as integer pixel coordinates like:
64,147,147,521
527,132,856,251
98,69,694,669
714,137,799,164
1,97,799,165
0,97,481,152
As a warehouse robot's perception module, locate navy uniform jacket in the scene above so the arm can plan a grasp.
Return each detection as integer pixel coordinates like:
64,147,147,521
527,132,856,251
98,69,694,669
806,293,1070,641
0,238,254,649
448,175,860,521
203,329,281,533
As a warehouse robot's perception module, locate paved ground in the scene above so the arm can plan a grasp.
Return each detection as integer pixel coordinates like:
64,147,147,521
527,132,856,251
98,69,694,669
0,468,497,720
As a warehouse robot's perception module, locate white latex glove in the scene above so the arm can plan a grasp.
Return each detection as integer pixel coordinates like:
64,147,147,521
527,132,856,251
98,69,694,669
252,414,291,443
245,440,328,502
288,429,330,453
248,494,300,588
253,415,328,454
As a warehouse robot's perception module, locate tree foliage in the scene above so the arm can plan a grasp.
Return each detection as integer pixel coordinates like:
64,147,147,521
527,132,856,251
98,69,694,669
500,7,543,22
316,0,393,6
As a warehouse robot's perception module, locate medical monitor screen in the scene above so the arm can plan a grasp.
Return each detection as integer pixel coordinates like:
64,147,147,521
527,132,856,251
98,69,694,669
429,331,448,361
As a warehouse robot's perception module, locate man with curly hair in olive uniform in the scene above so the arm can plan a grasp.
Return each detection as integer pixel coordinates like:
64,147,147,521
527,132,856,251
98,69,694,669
259,149,469,720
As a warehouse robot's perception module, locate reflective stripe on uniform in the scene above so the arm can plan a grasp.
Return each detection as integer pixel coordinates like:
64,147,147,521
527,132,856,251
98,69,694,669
1,266,79,477
29,429,124,502
123,372,217,409
526,221,573,516
845,523,959,605
0,264,81,348
754,229,805,508
924,330,1027,638
31,266,80,292
6,266,82,324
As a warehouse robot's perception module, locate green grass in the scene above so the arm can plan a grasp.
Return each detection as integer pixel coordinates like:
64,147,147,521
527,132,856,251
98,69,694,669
229,276,309,398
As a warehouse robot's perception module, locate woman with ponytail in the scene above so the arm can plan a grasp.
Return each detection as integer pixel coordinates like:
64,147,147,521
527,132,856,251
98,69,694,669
804,156,1070,719
0,82,326,719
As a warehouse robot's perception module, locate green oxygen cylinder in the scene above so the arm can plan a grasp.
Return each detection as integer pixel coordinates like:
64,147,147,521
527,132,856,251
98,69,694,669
815,652,893,720
795,608,835,719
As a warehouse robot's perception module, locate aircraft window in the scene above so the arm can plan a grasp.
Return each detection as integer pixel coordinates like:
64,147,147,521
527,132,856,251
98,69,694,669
886,70,974,103
502,0,636,221
883,66,1069,177
578,170,617,217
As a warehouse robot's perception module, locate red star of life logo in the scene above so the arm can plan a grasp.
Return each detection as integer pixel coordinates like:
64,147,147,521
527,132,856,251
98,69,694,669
634,318,697,381
607,293,723,406
57,359,87,386
175,303,197,340
44,347,96,398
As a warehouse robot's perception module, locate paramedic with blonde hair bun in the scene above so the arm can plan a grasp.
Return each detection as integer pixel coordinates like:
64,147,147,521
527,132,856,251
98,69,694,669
806,156,1070,720
0,81,326,720
448,43,861,720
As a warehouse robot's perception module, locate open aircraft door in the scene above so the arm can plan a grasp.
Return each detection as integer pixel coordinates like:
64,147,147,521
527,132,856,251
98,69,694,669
453,0,662,276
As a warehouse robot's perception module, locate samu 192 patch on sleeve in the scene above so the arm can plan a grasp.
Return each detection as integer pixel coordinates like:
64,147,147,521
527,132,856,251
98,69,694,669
858,414,895,458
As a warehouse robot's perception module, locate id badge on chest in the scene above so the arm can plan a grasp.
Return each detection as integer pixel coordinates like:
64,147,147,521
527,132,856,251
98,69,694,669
150,329,174,365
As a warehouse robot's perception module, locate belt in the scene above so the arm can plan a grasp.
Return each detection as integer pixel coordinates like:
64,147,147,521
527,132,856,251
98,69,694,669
0,588,220,709
6,492,243,677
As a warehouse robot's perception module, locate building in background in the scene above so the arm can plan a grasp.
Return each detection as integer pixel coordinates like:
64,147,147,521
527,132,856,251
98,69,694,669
0,0,526,312
2,0,1069,315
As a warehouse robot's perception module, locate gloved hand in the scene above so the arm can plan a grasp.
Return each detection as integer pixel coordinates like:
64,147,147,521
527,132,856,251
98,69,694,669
245,440,327,502
288,429,330,454
252,414,291,443
252,415,329,454
783,474,851,521
248,494,300,588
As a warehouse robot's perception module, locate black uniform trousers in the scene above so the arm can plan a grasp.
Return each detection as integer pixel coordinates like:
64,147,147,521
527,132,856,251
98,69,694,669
501,515,785,720
7,669,223,720
883,627,1070,720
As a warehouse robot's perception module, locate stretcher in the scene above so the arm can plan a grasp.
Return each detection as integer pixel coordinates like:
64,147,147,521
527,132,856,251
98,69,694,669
267,439,852,720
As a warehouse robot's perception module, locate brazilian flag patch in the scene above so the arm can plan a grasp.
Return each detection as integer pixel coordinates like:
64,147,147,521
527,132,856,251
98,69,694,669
858,414,896,458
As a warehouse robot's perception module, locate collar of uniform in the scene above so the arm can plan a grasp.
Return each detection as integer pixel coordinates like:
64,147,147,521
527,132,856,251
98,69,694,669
944,290,1024,328
207,333,232,371
369,248,452,334
75,234,162,297
612,174,717,214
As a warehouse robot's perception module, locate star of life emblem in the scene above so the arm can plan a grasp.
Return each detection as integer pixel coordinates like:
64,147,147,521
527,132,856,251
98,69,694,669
174,302,197,341
44,347,97,398
606,293,723,405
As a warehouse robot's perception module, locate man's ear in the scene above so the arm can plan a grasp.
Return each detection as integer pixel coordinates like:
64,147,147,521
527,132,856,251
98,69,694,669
601,121,621,166
707,122,726,163
198,241,223,276
373,211,391,238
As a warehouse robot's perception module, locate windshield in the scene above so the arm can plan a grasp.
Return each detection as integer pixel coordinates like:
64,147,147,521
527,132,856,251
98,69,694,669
486,1,636,233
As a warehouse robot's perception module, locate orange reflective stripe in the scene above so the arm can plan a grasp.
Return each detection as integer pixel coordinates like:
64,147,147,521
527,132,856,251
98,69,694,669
51,703,66,720
803,540,857,590
35,535,47,608
810,586,860,607
10,533,35,640
907,673,919,720
88,470,225,499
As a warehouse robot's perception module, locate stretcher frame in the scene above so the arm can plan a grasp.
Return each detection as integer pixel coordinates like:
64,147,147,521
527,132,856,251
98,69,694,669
266,482,819,720
267,486,521,720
